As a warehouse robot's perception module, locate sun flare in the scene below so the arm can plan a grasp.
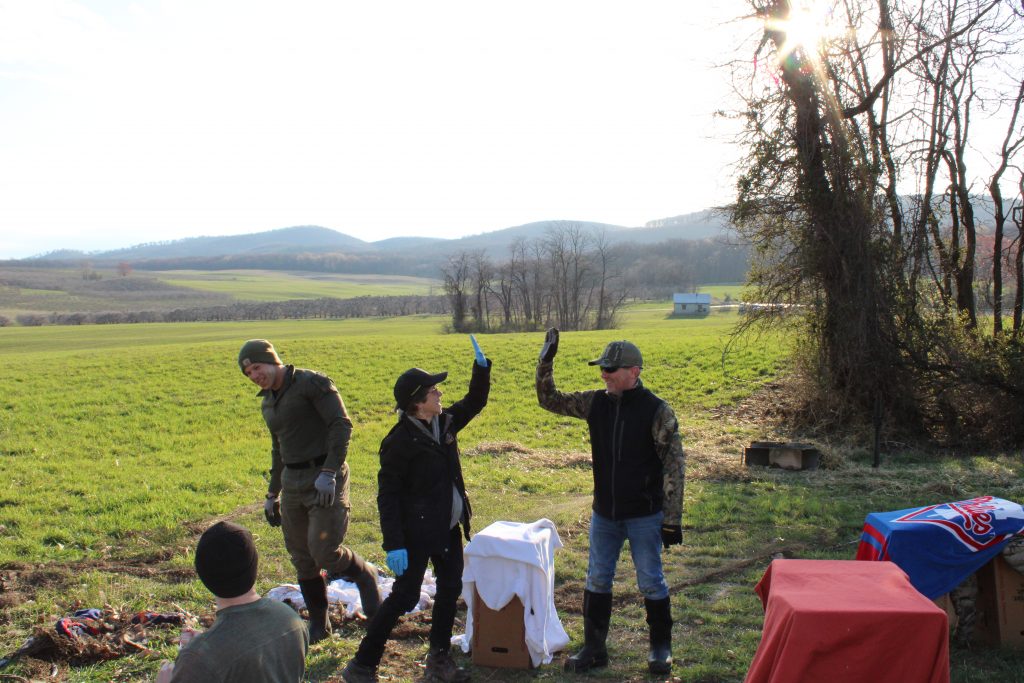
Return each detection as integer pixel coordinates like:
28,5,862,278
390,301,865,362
765,0,842,63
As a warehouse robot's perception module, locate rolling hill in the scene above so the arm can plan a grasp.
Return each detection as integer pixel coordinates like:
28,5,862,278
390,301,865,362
24,210,732,263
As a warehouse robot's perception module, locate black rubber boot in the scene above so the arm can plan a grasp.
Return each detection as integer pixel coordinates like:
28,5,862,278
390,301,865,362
563,590,612,673
298,575,331,644
645,596,673,675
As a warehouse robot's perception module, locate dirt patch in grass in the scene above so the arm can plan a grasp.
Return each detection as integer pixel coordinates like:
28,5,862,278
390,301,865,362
1,557,196,607
466,441,593,469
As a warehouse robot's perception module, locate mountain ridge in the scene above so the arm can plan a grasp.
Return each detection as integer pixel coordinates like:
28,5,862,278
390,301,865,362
24,210,730,262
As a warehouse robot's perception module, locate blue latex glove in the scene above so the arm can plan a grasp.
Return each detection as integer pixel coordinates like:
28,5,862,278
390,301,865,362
386,548,408,577
470,334,487,367
313,471,336,507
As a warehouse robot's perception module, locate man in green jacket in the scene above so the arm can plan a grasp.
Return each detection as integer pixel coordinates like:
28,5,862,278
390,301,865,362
239,339,380,643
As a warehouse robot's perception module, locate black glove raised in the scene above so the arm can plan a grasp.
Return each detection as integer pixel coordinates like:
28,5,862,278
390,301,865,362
264,495,282,527
539,327,559,363
661,524,682,549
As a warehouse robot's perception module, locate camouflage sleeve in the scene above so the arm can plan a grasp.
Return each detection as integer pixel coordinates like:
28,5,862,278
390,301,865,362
653,402,686,526
535,361,595,419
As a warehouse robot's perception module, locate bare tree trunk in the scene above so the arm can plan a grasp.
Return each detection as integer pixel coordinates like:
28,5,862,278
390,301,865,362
544,223,592,330
441,252,472,332
470,250,493,332
987,78,1024,336
757,0,902,409
1014,173,1024,336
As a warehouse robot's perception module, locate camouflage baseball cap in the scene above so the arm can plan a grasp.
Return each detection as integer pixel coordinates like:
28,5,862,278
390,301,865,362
588,340,643,368
238,339,283,374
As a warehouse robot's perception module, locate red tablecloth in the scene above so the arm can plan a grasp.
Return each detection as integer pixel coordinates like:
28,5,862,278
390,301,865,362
744,559,949,683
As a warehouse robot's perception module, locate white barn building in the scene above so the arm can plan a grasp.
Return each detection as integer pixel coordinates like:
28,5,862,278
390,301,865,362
673,292,711,316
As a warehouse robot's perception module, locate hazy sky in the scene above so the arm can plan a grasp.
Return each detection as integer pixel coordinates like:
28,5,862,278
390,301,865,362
0,1,753,259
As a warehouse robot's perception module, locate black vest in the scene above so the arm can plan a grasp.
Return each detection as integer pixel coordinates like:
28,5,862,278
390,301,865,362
586,384,665,520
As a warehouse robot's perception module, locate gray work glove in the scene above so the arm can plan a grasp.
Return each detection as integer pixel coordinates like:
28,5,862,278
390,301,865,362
539,327,559,363
314,470,336,507
264,494,282,527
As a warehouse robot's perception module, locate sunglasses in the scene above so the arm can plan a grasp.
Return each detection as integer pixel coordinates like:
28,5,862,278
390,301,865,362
600,366,622,374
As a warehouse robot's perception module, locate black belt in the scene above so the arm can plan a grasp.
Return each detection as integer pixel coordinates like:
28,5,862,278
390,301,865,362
285,454,327,470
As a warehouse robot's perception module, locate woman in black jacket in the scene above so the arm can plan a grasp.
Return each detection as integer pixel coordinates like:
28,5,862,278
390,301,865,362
343,349,490,683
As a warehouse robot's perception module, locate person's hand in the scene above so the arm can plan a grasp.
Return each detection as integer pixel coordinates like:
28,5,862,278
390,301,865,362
264,494,282,527
661,524,683,549
539,328,559,363
314,471,336,507
156,661,175,683
386,548,408,577
470,334,487,367
178,627,198,648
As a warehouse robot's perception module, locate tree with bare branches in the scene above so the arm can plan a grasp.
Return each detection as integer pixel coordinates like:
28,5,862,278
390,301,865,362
733,0,1024,441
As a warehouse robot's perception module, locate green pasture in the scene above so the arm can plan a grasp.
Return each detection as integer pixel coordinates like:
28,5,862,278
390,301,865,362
155,270,440,301
1,308,1023,681
696,283,750,303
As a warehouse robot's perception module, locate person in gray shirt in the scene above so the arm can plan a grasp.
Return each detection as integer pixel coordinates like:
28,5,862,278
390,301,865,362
157,521,307,683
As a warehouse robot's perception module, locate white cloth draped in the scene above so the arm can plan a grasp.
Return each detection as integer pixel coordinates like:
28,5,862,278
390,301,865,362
452,518,570,666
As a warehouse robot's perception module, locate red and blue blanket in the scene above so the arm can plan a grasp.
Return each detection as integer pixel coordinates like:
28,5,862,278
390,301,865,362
856,495,1024,598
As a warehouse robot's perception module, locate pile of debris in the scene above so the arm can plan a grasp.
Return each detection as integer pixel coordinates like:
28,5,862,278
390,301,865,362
1,605,195,670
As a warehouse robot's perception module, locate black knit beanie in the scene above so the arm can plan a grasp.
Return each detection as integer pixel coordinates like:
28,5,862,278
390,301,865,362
194,521,259,598
238,339,283,374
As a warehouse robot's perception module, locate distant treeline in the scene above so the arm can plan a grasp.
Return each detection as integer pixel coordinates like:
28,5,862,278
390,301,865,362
8,236,750,293
440,225,751,333
7,295,449,326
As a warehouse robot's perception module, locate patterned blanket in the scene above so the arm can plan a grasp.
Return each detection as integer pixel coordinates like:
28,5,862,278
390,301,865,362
856,496,1024,598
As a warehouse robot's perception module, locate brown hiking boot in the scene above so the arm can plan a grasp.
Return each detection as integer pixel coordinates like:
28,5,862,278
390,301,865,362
331,554,382,618
340,658,378,683
424,647,471,682
354,559,381,618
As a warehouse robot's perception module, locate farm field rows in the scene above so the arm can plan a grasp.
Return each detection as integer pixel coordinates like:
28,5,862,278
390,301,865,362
1,307,1023,681
0,266,441,318
155,270,440,301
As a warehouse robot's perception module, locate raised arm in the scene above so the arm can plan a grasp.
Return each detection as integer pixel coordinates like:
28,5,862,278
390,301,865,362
535,328,594,419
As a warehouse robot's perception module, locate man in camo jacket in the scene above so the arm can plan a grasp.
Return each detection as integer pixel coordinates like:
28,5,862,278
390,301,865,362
536,328,685,676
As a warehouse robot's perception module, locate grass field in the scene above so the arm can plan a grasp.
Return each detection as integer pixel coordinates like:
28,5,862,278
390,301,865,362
0,266,440,317
1,307,1023,682
155,270,440,301
692,284,750,303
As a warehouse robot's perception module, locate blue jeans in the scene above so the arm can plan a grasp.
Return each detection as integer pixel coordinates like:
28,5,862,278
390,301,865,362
586,510,668,599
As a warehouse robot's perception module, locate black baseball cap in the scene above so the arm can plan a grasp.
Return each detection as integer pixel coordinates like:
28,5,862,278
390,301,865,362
393,368,447,410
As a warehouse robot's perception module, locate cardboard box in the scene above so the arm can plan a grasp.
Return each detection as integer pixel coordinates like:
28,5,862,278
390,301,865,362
933,593,957,632
975,555,1024,647
744,441,820,470
471,588,531,669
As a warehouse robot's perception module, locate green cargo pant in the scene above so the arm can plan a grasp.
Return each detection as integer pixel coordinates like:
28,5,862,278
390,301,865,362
280,464,356,580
